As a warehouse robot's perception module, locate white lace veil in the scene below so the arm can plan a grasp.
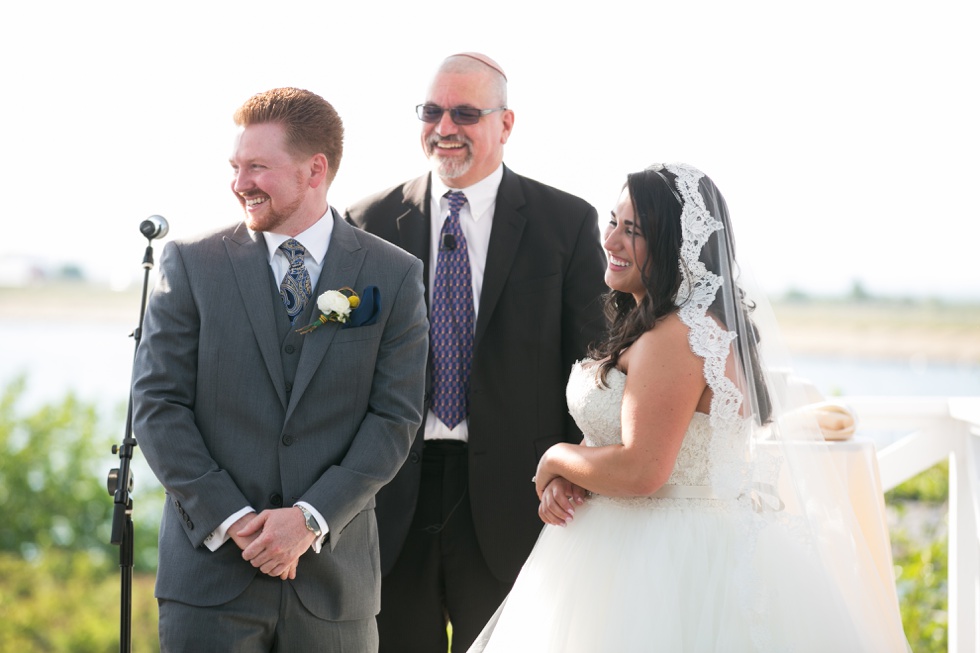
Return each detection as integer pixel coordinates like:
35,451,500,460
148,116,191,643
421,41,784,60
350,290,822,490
659,162,909,650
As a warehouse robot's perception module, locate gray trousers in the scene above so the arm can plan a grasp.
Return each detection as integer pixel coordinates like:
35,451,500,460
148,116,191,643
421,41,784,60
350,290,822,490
159,573,378,652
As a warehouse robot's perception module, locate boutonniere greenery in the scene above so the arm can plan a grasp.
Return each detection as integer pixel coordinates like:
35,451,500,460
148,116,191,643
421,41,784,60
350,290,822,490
297,287,360,334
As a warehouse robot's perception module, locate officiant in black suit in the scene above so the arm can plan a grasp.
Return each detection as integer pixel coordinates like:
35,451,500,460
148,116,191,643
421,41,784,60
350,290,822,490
345,53,607,652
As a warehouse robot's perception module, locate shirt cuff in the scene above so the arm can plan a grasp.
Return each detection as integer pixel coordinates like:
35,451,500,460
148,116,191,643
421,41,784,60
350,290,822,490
294,501,330,553
204,507,254,552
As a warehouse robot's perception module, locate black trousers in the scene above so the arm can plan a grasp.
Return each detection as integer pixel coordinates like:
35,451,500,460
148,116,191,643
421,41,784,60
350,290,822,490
378,440,510,653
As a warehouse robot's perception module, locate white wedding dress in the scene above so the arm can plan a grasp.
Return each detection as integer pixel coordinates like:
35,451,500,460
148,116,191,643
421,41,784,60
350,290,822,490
471,162,907,652
469,360,885,652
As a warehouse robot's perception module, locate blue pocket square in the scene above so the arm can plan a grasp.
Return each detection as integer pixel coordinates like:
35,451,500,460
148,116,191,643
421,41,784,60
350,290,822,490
344,286,380,328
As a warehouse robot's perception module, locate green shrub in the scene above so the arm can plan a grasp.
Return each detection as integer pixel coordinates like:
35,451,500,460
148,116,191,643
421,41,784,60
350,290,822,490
0,552,158,652
0,378,161,652
886,461,949,653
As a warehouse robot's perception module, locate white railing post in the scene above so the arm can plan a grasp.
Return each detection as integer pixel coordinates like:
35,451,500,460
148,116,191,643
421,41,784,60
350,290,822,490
848,397,980,653
949,399,980,653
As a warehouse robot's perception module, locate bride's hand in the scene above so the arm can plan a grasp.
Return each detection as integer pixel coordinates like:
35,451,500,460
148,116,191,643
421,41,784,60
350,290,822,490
538,477,586,526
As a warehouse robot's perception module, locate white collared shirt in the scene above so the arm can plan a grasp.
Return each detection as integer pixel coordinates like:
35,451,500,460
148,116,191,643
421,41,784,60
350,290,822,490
424,164,504,442
261,208,334,292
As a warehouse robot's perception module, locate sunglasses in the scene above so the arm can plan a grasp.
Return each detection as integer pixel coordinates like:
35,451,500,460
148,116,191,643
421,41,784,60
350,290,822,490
416,103,507,126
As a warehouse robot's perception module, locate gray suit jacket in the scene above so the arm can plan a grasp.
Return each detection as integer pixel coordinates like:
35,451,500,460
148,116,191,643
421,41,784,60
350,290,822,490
132,211,427,620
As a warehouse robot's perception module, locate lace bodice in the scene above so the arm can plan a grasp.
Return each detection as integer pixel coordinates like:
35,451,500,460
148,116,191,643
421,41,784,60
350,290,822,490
566,360,751,502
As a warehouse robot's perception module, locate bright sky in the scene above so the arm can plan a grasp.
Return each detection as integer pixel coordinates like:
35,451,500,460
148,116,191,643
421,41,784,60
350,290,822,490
2,0,977,299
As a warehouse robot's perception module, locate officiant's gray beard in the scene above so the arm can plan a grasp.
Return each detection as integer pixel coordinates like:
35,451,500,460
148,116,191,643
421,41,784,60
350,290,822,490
426,137,473,183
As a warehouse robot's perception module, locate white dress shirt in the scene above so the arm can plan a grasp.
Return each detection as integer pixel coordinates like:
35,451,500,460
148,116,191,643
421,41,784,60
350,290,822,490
424,164,503,442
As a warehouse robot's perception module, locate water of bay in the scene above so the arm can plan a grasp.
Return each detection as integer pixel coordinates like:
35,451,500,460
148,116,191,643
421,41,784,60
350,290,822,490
2,317,978,411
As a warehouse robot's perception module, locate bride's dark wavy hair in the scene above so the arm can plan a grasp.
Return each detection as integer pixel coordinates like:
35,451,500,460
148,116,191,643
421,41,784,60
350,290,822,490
590,167,772,424
591,168,683,381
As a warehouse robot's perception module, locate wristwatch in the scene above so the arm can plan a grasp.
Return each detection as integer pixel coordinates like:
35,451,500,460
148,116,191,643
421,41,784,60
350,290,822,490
295,505,322,539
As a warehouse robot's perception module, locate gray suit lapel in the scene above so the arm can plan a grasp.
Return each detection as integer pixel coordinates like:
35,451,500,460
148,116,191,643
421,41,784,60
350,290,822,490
475,167,526,350
288,210,366,416
225,225,288,409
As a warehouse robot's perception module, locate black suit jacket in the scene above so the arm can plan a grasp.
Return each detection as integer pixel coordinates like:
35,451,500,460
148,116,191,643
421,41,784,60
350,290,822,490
345,166,607,582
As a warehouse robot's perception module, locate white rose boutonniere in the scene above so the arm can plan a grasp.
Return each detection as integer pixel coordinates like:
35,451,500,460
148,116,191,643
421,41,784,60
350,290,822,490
297,287,361,334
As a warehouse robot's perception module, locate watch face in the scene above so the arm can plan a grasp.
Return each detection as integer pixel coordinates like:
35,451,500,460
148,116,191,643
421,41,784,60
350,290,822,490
299,506,320,535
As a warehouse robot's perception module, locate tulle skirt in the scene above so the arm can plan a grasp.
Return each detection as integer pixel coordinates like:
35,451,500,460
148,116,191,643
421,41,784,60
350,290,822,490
469,496,878,653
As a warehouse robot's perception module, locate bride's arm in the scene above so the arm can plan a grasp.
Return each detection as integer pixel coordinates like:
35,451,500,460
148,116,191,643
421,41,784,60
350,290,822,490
535,314,706,499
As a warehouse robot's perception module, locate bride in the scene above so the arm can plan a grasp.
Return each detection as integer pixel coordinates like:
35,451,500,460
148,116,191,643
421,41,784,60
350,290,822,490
469,164,909,651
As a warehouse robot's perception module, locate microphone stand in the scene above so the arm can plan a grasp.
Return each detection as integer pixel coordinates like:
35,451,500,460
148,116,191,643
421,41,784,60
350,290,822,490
107,233,158,653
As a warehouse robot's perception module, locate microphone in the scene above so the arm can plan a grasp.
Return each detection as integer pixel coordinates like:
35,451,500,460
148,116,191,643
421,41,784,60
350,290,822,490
441,233,456,251
139,215,169,240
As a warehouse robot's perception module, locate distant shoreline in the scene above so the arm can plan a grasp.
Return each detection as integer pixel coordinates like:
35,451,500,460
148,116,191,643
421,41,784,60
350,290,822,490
3,283,979,365
773,301,980,365
1,284,144,323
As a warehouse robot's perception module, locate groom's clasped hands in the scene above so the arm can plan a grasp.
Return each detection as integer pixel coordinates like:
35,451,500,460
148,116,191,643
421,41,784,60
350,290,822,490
231,509,314,581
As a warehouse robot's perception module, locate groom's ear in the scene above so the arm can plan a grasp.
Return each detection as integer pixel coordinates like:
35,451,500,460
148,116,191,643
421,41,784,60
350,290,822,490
308,153,329,189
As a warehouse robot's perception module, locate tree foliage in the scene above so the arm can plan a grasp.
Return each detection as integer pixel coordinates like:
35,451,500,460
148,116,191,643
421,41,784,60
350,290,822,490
2,377,109,559
0,376,162,569
0,377,162,652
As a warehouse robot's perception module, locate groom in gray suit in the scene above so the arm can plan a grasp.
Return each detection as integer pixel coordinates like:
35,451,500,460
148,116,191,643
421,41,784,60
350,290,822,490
133,87,428,652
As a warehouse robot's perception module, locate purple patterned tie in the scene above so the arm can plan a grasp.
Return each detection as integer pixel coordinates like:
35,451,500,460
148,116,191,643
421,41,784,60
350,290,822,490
430,191,473,429
279,238,312,322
